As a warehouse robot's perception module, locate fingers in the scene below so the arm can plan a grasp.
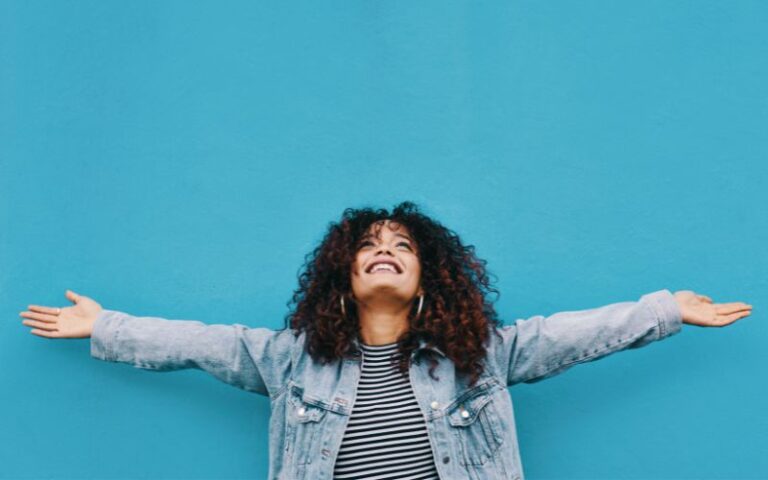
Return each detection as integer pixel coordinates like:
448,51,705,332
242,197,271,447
20,311,58,323
29,328,60,338
22,319,58,331
697,295,713,303
66,289,81,303
27,305,60,315
718,310,752,326
715,303,753,315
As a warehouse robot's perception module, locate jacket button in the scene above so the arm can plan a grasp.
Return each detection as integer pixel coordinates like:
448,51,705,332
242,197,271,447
297,407,306,416
430,401,439,409
460,409,469,418
442,456,450,464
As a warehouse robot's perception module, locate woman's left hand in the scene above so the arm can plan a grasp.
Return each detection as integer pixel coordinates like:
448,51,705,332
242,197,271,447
673,290,753,327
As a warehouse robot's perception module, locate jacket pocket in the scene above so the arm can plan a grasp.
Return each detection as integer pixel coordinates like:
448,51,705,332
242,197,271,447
286,384,330,466
447,382,504,466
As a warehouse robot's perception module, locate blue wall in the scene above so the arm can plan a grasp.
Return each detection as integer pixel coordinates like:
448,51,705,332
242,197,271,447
1,1,765,478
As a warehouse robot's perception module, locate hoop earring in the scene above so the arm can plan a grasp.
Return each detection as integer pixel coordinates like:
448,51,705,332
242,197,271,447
416,294,424,318
340,295,346,316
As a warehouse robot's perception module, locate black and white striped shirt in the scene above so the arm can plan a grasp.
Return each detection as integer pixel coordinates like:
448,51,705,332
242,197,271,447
332,341,441,480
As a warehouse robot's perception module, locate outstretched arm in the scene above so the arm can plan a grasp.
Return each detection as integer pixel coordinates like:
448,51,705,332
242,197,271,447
20,290,298,398
491,289,752,386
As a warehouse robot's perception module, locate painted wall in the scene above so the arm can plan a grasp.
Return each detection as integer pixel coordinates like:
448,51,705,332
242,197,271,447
2,1,765,478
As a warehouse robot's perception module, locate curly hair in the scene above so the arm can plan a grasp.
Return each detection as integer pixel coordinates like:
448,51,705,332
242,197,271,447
283,201,502,388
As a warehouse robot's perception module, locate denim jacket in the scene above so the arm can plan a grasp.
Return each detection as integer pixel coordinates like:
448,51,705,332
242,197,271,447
90,289,682,480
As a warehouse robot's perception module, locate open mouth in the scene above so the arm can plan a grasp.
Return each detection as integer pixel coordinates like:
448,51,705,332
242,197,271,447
365,259,402,274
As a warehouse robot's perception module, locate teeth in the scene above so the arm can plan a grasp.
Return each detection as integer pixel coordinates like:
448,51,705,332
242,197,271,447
371,263,397,273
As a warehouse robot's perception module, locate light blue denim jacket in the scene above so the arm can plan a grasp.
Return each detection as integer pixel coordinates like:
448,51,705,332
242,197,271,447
90,289,682,480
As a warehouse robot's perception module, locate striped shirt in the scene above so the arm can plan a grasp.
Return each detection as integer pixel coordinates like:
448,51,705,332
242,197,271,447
332,341,441,480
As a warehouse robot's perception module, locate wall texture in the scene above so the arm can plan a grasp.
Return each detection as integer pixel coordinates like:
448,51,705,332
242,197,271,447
1,1,765,478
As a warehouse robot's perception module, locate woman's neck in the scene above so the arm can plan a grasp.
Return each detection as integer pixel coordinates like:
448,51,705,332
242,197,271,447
356,299,410,345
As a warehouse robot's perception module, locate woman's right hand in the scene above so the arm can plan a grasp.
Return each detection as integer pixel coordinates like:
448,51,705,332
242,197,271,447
20,290,103,339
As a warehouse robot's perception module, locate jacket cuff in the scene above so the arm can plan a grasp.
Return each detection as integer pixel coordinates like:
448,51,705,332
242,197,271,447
642,289,683,339
90,309,125,361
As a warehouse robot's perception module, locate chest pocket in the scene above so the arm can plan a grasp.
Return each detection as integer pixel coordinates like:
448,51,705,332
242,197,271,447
446,380,504,466
285,384,331,466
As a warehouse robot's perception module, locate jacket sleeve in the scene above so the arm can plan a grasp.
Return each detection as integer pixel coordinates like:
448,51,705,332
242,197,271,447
90,309,298,398
492,289,683,386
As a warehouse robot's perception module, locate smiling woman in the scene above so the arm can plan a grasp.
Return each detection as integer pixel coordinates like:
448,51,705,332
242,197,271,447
288,202,503,391
19,201,753,480
351,220,425,345
283,203,508,479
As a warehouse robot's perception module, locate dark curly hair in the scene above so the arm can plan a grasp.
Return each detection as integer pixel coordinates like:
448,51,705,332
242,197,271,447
283,201,502,388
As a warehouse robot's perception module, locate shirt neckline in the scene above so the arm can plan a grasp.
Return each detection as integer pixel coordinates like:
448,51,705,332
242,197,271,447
360,341,398,348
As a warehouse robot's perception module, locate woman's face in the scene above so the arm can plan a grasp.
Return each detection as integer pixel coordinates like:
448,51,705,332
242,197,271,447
350,219,423,306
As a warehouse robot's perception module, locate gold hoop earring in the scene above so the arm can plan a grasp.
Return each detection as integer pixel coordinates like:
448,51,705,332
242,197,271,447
416,294,424,318
340,295,346,316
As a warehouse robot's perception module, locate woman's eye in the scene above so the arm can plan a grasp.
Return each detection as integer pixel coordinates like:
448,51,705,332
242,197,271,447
358,240,413,250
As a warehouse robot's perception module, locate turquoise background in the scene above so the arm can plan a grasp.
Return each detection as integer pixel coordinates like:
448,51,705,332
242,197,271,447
1,1,765,478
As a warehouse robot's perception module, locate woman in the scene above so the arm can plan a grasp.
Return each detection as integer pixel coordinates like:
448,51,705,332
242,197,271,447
20,201,753,480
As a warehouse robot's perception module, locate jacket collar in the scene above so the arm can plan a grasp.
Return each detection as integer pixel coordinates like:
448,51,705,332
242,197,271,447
350,335,446,359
